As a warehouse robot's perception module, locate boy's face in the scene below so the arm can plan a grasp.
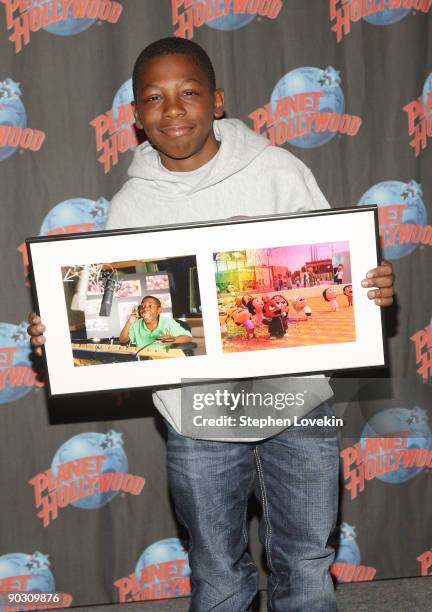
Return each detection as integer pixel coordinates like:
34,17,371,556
132,53,224,171
139,297,161,325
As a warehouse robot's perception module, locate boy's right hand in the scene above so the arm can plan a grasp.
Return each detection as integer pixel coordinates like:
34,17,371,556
27,313,46,356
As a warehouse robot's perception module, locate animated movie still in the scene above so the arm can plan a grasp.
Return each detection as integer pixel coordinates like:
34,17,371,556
61,256,205,366
214,242,355,353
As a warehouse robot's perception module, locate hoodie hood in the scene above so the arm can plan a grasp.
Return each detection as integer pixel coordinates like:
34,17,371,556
127,118,269,197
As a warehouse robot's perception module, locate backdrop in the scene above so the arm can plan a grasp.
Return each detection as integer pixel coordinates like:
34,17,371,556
1,0,432,606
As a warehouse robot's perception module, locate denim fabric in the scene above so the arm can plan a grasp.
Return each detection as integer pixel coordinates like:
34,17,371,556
166,402,339,612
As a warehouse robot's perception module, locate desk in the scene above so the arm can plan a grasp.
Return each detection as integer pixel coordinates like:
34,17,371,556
71,342,189,366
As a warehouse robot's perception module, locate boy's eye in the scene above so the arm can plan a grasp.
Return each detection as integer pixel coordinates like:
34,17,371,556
144,95,161,103
183,90,199,96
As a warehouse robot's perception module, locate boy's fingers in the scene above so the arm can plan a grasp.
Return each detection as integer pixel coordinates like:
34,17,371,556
362,276,394,288
27,323,46,336
365,262,393,278
28,312,40,324
367,287,394,305
30,335,45,346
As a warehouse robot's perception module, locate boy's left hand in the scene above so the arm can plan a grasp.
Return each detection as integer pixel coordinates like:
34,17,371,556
361,260,394,306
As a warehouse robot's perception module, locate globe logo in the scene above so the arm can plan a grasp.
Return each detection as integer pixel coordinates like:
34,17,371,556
0,79,27,161
334,523,361,579
0,552,55,592
360,407,432,484
112,78,133,126
358,180,427,259
193,0,256,29
355,0,411,25
50,431,128,509
39,197,109,235
29,0,96,35
135,538,190,598
270,67,345,148
422,71,432,112
111,78,136,150
0,321,35,404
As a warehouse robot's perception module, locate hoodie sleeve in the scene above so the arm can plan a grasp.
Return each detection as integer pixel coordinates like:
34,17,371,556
301,165,331,211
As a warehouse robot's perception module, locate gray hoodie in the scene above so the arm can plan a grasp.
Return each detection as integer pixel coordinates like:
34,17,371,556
106,119,333,440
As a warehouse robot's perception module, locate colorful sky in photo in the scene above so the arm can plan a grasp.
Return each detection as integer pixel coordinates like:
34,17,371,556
250,241,350,271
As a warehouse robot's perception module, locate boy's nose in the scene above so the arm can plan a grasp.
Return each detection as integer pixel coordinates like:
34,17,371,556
163,97,186,118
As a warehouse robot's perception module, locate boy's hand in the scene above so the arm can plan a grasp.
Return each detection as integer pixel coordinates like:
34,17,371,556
27,313,46,356
158,333,176,344
128,305,139,323
361,260,394,306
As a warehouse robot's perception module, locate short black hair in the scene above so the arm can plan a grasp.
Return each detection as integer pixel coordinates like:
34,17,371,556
132,37,216,99
141,295,162,308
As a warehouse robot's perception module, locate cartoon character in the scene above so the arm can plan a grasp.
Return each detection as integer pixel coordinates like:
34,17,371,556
225,306,255,339
272,294,289,332
262,297,285,338
335,264,344,284
242,295,264,325
343,284,353,306
323,287,338,311
292,296,312,320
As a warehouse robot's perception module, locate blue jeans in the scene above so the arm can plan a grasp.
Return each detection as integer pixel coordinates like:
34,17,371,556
166,402,339,611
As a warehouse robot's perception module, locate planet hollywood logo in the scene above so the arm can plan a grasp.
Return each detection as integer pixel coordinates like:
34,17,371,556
0,322,43,405
114,538,190,602
330,0,431,42
340,407,432,500
90,78,137,173
17,196,109,282
0,79,45,161
0,552,72,609
172,0,284,38
330,523,377,582
403,72,432,157
249,67,362,148
410,321,432,383
417,547,432,575
358,180,430,260
28,431,145,527
1,0,123,53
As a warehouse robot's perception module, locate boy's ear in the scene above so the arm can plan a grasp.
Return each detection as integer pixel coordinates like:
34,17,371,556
213,88,225,119
131,101,144,130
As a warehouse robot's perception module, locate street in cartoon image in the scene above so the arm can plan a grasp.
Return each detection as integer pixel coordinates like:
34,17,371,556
214,242,356,353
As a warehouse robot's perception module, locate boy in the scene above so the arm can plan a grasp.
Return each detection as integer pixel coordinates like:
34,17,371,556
119,296,192,345
28,37,394,611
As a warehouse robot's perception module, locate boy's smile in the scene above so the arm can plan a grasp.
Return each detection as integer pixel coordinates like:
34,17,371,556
139,297,161,329
132,54,224,171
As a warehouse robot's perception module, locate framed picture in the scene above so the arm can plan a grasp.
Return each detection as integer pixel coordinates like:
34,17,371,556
26,206,385,396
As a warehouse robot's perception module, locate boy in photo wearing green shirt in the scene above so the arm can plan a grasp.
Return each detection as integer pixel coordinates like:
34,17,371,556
119,295,192,345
